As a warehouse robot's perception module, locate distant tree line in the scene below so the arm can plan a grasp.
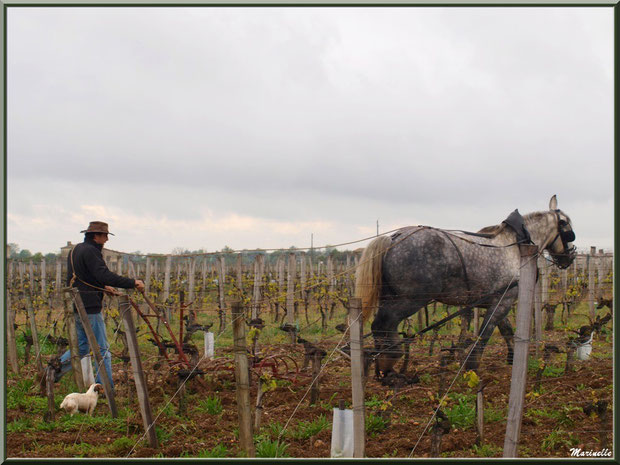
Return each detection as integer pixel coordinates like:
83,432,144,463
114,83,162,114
7,242,357,266
7,243,59,262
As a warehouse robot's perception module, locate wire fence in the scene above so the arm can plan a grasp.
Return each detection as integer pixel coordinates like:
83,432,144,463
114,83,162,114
5,241,614,459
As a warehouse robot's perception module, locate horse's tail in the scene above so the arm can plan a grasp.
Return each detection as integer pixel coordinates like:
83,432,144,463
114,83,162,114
354,235,392,323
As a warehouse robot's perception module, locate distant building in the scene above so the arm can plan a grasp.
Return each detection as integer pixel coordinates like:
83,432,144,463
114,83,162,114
60,241,122,267
60,242,74,260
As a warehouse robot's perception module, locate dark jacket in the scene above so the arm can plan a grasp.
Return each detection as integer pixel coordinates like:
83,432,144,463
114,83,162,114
67,237,135,314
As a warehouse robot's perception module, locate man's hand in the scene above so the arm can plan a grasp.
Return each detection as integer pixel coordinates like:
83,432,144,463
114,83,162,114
104,286,121,296
134,280,145,292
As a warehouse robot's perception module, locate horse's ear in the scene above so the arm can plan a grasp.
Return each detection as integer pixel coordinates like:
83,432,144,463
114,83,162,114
549,195,558,210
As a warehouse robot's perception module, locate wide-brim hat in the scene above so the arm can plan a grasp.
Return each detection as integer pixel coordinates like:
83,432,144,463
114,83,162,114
80,221,115,236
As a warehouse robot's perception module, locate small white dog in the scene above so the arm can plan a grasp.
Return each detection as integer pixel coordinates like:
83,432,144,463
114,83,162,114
59,383,104,416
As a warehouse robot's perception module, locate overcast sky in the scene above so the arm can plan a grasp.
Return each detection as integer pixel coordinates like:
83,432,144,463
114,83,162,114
7,6,614,256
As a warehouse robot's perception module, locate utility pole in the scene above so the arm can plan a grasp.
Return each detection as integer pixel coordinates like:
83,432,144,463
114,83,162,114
376,220,379,236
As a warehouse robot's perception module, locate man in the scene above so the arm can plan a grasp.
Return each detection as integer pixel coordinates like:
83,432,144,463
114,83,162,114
56,221,145,390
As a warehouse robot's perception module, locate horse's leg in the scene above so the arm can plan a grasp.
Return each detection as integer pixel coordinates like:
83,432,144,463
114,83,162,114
465,290,518,371
458,307,473,345
496,318,514,365
371,297,429,377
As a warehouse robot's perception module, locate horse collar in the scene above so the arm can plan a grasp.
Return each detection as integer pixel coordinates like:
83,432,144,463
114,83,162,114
502,209,533,245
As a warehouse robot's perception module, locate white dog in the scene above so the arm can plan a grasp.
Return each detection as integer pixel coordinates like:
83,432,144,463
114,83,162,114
59,383,104,416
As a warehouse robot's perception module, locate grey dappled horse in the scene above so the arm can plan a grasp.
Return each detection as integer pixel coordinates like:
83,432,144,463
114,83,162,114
355,195,576,377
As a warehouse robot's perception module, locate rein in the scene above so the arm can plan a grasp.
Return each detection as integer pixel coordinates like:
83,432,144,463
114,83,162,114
536,210,576,269
68,246,110,294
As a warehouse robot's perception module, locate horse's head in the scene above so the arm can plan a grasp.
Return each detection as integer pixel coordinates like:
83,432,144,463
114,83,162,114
546,195,576,269
371,328,404,378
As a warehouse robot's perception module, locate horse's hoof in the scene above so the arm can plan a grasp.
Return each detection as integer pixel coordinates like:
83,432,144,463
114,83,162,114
464,360,479,371
379,371,419,387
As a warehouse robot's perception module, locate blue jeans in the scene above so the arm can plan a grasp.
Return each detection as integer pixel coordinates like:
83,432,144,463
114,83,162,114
58,312,114,390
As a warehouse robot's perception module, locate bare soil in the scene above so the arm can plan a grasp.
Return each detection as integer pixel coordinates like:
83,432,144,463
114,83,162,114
6,327,613,459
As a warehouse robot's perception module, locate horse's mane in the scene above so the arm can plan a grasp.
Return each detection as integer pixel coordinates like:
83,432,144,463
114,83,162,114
477,211,550,237
476,223,506,237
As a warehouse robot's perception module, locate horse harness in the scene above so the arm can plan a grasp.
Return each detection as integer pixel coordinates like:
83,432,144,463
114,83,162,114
442,209,532,294
549,209,576,258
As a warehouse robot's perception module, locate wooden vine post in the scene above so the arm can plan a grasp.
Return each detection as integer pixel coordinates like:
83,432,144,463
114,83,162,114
145,256,152,296
503,243,538,457
69,288,118,417
300,251,309,323
44,363,56,422
349,298,366,458
231,301,255,457
277,257,285,322
7,293,20,374
63,293,85,391
286,252,296,343
217,255,227,333
251,254,264,320
188,257,197,322
588,246,596,321
163,255,172,304
475,380,488,445
25,289,44,375
119,295,158,448
533,257,543,358
236,254,243,292
40,258,47,296
55,260,62,301
539,259,549,342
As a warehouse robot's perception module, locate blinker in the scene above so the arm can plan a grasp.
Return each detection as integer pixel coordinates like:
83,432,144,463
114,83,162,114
561,230,576,243
558,219,575,243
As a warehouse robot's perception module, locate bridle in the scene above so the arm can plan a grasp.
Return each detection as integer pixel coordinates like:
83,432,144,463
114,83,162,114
546,209,576,269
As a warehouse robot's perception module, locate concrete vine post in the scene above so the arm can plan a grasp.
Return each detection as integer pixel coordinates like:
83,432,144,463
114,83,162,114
503,243,538,458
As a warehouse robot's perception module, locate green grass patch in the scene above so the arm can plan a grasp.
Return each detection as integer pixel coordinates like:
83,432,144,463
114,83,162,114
290,415,330,440
470,443,502,457
445,392,476,430
263,420,286,440
365,413,389,437
7,418,34,433
254,435,290,458
196,395,223,415
541,430,579,452
483,406,505,423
